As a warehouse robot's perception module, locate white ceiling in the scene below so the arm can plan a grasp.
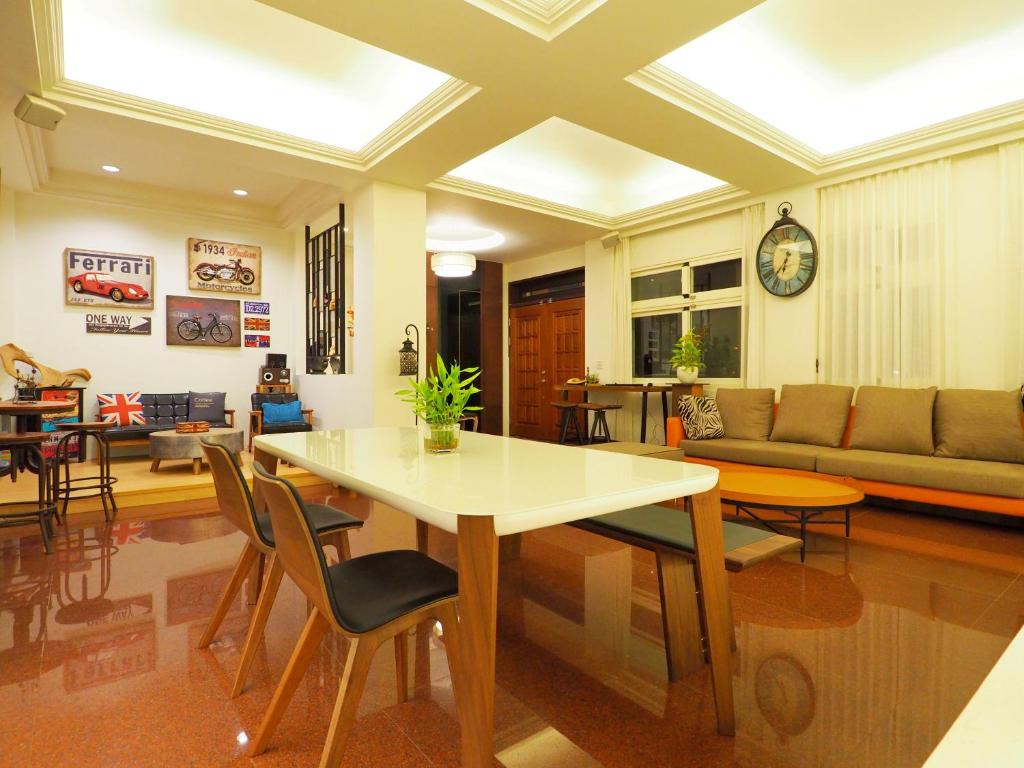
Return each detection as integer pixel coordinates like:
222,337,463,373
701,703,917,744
448,118,726,217
61,0,453,152
658,0,1024,154
4,0,1024,259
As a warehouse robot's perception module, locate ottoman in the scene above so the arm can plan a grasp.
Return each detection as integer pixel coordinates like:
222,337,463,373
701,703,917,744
149,427,244,474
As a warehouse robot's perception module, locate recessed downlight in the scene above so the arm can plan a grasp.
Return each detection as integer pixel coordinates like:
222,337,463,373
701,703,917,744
101,164,120,173
232,188,249,197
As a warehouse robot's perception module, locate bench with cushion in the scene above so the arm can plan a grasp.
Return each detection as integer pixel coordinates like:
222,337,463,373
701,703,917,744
101,393,235,447
571,502,801,680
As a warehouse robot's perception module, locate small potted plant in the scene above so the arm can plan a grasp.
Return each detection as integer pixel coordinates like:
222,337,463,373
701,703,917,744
669,331,703,384
397,354,481,453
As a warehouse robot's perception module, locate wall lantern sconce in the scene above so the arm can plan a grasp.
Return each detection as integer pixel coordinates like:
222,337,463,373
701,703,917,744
399,324,419,378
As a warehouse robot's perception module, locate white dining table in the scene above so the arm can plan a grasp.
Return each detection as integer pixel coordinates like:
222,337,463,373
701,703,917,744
253,427,733,767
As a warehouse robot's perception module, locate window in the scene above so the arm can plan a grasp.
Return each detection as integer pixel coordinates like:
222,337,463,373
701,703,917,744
630,251,744,381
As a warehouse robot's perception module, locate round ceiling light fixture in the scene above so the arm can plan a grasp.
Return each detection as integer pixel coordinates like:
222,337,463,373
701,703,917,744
426,223,505,252
101,164,120,173
430,252,476,278
232,188,249,197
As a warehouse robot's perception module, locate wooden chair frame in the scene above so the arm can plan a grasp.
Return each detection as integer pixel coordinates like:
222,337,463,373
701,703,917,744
196,441,353,699
247,464,465,768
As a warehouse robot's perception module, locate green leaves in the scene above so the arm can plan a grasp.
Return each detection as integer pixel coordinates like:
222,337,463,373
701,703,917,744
669,330,704,370
396,353,482,425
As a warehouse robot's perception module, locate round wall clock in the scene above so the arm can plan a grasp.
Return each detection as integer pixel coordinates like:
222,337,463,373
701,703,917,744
756,202,818,297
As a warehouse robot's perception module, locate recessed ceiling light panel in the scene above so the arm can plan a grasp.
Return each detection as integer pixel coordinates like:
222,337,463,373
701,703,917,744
101,164,120,173
656,0,1024,154
60,0,453,152
232,189,249,197
426,223,505,252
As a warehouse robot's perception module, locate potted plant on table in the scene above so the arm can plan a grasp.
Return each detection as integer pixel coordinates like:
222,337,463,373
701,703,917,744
396,354,482,453
669,330,703,384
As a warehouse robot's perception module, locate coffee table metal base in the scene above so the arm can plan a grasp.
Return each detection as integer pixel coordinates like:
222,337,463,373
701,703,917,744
733,502,851,562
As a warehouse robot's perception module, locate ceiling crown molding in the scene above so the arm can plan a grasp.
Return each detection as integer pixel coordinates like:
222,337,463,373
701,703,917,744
464,0,607,41
14,119,50,190
30,0,479,173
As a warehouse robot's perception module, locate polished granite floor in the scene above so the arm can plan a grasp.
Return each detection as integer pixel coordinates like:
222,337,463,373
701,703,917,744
1,488,1023,768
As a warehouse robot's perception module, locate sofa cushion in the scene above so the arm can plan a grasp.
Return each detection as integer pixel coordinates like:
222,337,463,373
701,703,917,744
259,421,313,435
679,438,840,472
678,395,724,440
97,392,146,427
770,384,854,447
715,388,775,441
817,449,1024,499
849,386,937,456
188,391,226,424
140,393,189,425
934,389,1024,464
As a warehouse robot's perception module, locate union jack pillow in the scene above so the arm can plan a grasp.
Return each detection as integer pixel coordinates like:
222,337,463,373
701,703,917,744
97,392,146,427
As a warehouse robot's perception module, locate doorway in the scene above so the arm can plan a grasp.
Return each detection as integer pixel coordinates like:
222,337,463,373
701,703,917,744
509,269,585,441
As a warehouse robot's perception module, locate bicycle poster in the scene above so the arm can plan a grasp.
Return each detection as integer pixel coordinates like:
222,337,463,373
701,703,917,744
187,238,261,295
165,295,241,347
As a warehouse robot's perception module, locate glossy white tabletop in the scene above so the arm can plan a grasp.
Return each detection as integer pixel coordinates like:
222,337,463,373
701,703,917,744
254,427,719,536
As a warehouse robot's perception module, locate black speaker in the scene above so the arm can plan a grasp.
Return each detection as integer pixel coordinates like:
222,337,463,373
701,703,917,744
260,367,291,384
265,353,287,369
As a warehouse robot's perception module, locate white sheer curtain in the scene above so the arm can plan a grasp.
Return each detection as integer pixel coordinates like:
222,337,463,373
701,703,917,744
998,141,1024,388
741,203,766,387
609,236,638,438
818,159,954,387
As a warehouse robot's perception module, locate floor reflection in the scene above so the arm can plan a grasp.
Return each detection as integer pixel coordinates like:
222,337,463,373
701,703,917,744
0,486,1021,768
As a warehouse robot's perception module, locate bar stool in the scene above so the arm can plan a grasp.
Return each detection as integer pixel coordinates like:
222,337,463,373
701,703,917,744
577,402,622,444
197,440,364,698
52,422,118,524
0,432,56,554
247,463,465,768
551,401,584,444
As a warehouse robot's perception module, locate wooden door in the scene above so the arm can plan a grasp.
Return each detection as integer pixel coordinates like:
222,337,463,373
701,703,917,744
509,297,585,441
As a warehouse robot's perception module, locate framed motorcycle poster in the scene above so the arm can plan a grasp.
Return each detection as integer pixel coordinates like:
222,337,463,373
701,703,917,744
165,295,241,348
187,238,261,295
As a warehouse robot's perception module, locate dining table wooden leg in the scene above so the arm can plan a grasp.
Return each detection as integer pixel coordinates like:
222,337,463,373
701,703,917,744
455,515,498,768
688,485,735,736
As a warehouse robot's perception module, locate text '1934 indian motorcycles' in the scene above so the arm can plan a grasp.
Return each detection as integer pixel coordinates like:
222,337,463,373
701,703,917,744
192,258,255,286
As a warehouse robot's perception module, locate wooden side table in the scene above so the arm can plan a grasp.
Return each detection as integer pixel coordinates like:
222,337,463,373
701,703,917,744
149,427,245,474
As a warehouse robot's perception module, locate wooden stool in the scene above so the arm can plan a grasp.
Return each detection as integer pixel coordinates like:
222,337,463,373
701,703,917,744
0,432,57,554
577,402,622,444
53,422,118,524
551,402,584,444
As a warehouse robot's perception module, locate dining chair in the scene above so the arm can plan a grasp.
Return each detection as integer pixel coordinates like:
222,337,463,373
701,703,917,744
247,462,465,768
197,440,363,698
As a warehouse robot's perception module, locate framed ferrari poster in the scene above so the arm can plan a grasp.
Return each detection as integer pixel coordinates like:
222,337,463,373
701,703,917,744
64,248,155,310
187,238,261,295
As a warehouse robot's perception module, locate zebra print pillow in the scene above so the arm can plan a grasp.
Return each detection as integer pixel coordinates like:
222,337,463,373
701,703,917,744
678,395,725,440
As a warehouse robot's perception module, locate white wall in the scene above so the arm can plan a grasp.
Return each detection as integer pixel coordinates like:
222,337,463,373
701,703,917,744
295,182,426,430
0,186,15,342
6,191,297,430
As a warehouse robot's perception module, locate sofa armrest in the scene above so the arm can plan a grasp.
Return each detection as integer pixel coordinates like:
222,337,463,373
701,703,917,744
666,416,686,447
302,408,314,426
224,408,235,428
250,410,263,434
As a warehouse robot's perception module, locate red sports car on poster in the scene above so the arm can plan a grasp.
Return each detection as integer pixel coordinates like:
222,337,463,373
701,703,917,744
67,272,149,302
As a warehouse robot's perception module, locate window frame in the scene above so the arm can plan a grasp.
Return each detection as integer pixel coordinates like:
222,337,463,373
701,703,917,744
630,248,744,385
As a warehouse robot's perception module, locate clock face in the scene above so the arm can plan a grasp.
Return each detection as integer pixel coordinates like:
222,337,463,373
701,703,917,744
757,222,817,297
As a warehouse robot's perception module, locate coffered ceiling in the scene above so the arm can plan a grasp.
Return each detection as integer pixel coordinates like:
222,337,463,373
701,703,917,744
3,0,1024,256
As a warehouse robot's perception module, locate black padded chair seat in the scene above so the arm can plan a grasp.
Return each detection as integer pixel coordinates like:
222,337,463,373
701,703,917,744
260,421,313,435
326,550,458,634
257,503,361,545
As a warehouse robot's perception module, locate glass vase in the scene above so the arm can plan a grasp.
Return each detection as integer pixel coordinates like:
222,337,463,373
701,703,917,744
424,423,460,453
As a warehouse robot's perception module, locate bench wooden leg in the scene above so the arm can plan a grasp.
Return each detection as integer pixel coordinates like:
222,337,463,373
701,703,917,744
150,459,160,472
656,550,704,681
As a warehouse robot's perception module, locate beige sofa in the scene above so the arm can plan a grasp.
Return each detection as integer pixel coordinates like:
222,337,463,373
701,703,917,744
666,385,1024,518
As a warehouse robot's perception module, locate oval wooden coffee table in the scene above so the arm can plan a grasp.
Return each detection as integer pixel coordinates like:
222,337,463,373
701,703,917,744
718,472,864,562
149,427,244,474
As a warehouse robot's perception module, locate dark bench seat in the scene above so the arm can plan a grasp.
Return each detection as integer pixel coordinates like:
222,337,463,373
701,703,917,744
571,503,801,680
103,394,235,445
